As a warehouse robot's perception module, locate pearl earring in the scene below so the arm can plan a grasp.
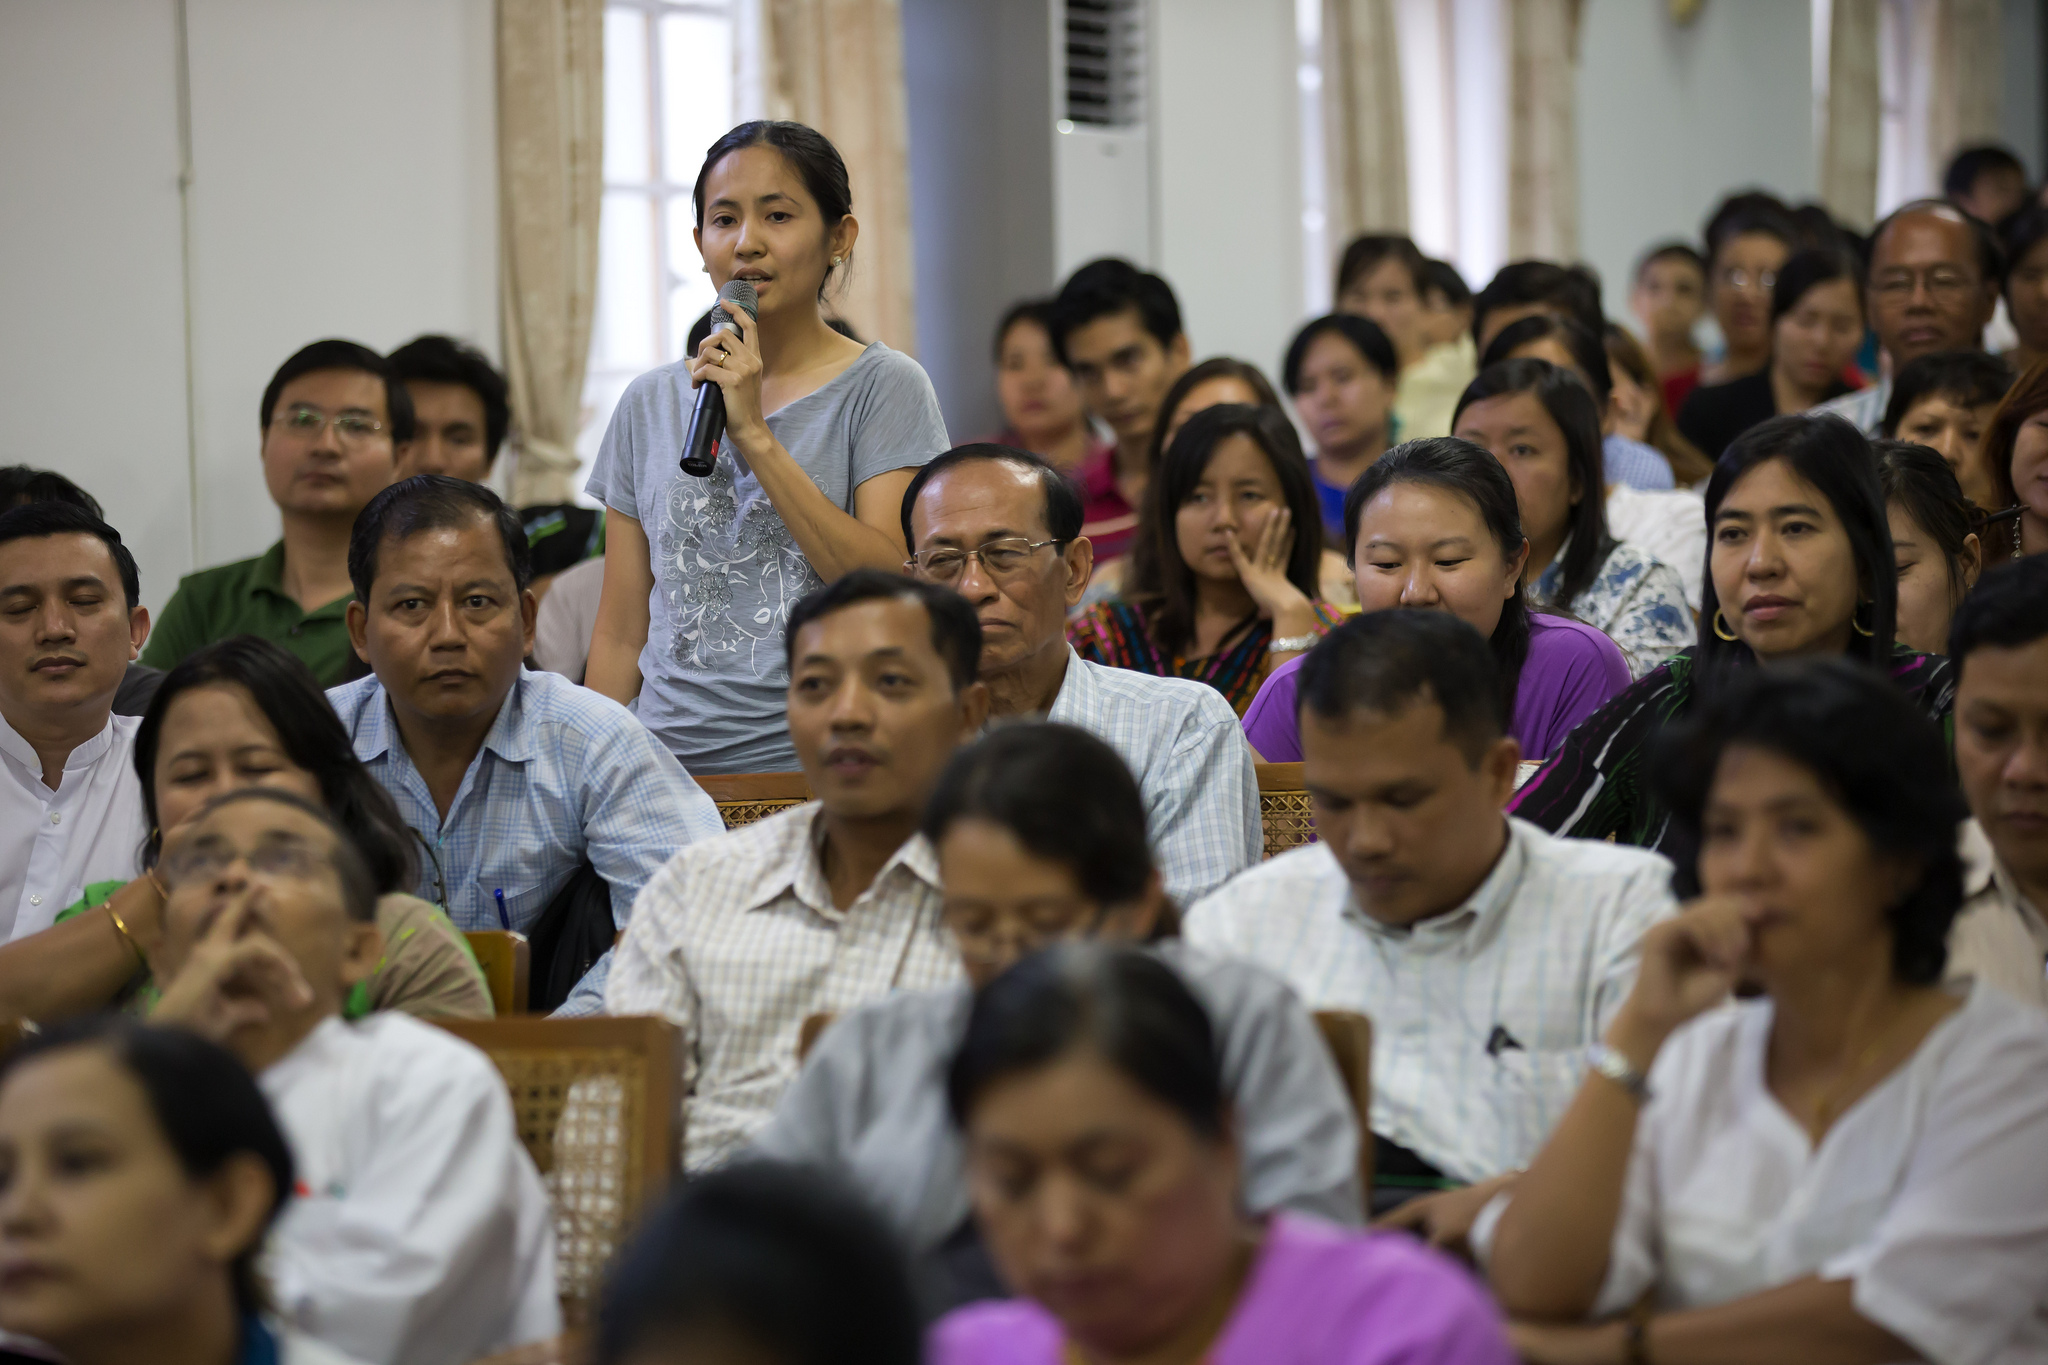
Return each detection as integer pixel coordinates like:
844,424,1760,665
832,256,842,265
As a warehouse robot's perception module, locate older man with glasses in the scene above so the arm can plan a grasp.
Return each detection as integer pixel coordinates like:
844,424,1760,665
144,340,413,685
900,444,1260,905
1815,200,2005,436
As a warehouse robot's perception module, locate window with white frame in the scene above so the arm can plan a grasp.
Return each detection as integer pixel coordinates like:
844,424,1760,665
578,0,738,497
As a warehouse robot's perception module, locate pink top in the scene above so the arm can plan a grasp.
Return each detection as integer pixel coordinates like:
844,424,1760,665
928,1214,1515,1365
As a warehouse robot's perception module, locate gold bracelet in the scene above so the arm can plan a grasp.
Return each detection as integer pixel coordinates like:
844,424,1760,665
106,904,147,969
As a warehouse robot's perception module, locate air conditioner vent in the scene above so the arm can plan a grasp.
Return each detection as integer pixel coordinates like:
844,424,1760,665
1064,0,1145,127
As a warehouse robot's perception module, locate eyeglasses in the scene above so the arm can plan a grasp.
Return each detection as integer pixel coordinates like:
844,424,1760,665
1717,267,1777,294
1870,267,1980,300
905,538,1062,584
271,404,388,446
158,837,326,891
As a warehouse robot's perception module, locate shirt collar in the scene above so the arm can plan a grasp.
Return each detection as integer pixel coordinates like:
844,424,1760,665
349,672,529,765
1344,816,1528,949
1962,817,2047,934
1045,645,1091,723
743,802,943,920
0,707,118,777
248,542,354,619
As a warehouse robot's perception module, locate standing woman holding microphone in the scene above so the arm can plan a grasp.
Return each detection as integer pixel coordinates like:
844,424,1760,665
585,121,950,773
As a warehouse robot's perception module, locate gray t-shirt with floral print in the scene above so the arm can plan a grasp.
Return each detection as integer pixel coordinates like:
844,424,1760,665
586,343,948,773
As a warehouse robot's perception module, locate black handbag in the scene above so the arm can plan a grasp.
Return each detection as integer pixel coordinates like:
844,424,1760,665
523,862,617,1013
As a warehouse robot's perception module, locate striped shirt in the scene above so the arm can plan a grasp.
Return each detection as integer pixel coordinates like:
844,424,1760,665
606,802,965,1170
1045,648,1262,903
1184,819,1677,1182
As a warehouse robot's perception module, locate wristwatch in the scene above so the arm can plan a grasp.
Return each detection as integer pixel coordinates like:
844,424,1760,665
1268,632,1320,653
1586,1042,1653,1103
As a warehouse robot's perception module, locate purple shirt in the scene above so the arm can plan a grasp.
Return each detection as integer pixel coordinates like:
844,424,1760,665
928,1214,1514,1365
1241,614,1631,763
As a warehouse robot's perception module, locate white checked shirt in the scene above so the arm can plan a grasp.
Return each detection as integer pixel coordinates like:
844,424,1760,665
0,710,145,941
606,801,964,1170
1045,648,1261,903
1185,817,1677,1182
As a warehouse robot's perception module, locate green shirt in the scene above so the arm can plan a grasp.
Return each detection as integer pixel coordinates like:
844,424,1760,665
141,541,361,686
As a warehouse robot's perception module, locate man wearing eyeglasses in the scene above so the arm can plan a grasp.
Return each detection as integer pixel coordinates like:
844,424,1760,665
901,444,1260,904
143,340,413,685
1815,200,2005,436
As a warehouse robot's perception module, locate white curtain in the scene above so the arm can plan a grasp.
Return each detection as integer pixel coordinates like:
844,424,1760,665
1322,0,1410,242
1821,0,1880,229
1505,0,1580,262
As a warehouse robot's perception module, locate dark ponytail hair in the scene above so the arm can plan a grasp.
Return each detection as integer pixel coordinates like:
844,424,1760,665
1454,358,1614,613
947,943,1225,1140
0,1017,294,1319
1873,439,1978,607
132,636,416,894
1343,437,1533,719
693,121,853,299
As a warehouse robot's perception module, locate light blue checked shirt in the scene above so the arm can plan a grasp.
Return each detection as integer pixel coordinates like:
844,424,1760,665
1603,433,1675,490
328,668,723,1014
1185,818,1677,1183
1044,648,1262,904
1815,378,1890,437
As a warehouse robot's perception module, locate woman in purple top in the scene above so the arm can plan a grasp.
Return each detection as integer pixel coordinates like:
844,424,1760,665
1242,438,1629,763
928,942,1513,1365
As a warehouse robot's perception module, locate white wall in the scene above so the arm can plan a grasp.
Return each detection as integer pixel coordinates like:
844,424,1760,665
1574,0,1818,322
0,0,497,617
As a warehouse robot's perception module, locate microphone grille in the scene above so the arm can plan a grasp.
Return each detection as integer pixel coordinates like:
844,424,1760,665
717,278,759,320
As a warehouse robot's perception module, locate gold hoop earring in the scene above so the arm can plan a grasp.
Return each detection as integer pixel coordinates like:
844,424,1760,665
1851,603,1875,637
1712,609,1739,642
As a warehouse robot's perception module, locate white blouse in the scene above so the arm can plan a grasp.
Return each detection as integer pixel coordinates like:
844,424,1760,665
1552,981,2048,1364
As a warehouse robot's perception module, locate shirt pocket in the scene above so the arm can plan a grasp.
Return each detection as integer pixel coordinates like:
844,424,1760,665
473,877,550,935
1485,1046,1592,1169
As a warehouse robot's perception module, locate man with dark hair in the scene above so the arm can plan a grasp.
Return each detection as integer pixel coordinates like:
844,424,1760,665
1945,144,2030,229
1047,258,1190,512
147,787,560,1364
144,339,414,685
1471,260,1605,351
608,568,991,1168
0,503,150,941
1881,350,2015,499
1336,235,1476,440
1816,200,2005,435
388,334,511,485
1946,557,2048,1011
328,475,720,1014
1186,610,1674,1225
901,445,1259,902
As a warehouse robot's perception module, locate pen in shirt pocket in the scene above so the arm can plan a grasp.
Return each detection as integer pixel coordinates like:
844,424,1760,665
493,888,511,930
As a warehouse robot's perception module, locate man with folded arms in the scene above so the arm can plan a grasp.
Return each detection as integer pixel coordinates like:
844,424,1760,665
149,787,558,1365
902,444,1260,902
1185,610,1676,1234
607,570,990,1169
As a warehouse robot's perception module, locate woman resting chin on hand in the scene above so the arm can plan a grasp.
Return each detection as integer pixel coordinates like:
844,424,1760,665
1483,659,2048,1365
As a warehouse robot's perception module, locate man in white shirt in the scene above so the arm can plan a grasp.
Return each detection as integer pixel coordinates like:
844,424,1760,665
901,445,1261,902
148,787,558,1365
607,571,991,1169
1184,610,1676,1224
0,503,151,940
1945,558,2048,1009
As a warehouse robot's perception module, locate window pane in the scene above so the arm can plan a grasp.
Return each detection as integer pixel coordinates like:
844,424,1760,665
660,12,734,184
603,9,650,183
665,191,718,362
592,190,658,372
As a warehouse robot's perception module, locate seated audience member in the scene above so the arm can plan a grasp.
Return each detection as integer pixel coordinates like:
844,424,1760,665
0,466,163,716
1816,200,2004,435
387,333,508,486
0,504,149,943
1454,360,1692,676
1482,313,1675,490
902,447,1259,900
1069,406,1342,715
149,788,559,1365
1512,414,1956,855
1946,557,2048,1010
1485,659,2048,1365
607,571,990,1169
144,340,411,685
331,476,720,1013
1241,439,1630,764
1628,242,1709,414
1048,259,1191,523
1875,440,1983,656
1470,259,1603,353
531,553,606,682
1678,247,1866,458
2002,204,2048,373
929,942,1517,1365
1283,314,1401,540
1696,193,1797,388
1602,323,1714,486
1880,348,2015,507
1947,142,2032,228
597,1162,922,1365
0,1017,369,1365
0,636,488,1023
1190,613,1674,1220
756,724,1360,1313
1335,234,1473,439
990,301,1131,560
1421,258,1476,348
1978,354,2048,558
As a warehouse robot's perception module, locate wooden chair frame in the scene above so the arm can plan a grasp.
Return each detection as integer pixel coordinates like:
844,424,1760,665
1312,1010,1375,1197
1256,761,1317,859
698,772,812,831
464,930,531,1015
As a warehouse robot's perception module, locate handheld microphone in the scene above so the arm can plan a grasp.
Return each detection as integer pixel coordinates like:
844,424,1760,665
680,278,760,476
